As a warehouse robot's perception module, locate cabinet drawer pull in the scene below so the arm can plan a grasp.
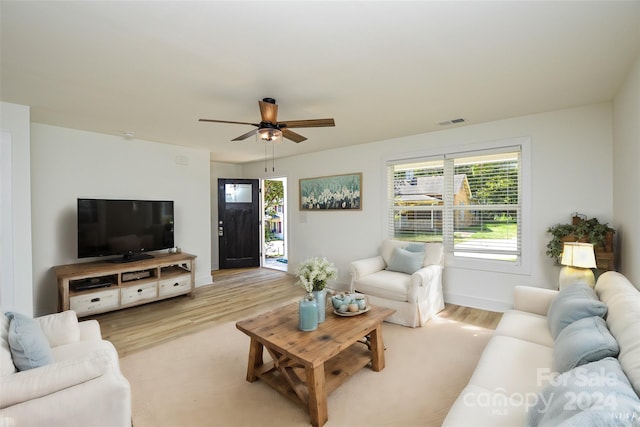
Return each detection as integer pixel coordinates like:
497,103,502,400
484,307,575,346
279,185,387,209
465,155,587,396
173,282,179,287
91,297,100,303
137,289,143,293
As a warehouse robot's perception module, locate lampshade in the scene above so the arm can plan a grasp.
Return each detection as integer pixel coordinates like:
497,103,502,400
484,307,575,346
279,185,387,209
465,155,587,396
560,242,596,268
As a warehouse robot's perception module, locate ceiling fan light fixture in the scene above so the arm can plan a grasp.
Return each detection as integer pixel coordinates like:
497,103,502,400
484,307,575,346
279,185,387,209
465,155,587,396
199,97,334,143
258,127,282,142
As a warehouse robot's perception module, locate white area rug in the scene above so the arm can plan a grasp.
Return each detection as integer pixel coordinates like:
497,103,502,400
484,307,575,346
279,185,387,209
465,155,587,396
120,315,492,427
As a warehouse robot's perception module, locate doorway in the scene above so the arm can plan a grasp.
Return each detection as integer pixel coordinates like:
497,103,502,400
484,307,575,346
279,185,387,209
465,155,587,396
262,177,287,272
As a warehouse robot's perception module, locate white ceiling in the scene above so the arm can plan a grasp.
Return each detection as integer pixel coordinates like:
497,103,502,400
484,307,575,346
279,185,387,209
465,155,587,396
2,1,639,164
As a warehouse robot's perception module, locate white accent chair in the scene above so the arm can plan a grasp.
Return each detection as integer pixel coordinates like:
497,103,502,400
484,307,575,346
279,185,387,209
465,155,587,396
0,310,132,426
350,239,445,327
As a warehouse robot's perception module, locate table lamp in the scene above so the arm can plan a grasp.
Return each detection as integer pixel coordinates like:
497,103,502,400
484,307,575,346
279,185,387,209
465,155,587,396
558,242,597,289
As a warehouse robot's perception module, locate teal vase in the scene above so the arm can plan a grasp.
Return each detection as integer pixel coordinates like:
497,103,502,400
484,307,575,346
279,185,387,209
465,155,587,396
298,296,318,331
312,290,326,323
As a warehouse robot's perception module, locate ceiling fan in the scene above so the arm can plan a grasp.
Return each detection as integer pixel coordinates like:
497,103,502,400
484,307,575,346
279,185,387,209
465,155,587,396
199,97,335,143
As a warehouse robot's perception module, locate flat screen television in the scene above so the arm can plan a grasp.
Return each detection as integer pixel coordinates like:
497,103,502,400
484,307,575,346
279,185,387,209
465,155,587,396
77,198,174,262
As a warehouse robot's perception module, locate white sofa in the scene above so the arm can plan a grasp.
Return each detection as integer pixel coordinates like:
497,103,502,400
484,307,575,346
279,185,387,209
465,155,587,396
350,239,444,327
0,310,131,427
443,271,640,426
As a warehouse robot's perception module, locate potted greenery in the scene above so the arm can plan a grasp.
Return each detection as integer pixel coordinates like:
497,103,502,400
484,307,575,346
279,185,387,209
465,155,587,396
546,215,615,263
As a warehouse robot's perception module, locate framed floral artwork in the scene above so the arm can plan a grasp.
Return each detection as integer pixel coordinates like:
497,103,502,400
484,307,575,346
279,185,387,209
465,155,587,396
299,172,362,210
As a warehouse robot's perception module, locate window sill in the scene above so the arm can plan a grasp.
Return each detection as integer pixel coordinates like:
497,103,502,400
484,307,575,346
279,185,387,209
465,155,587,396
445,253,530,275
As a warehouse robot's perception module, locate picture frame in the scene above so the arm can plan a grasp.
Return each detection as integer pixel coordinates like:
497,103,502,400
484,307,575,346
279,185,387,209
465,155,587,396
299,172,362,211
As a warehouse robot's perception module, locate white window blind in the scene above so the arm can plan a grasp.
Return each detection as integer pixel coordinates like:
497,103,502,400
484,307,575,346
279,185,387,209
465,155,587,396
388,157,444,242
388,147,521,262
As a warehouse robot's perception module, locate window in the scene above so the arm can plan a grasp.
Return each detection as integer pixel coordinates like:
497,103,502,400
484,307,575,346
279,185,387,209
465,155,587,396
388,144,523,265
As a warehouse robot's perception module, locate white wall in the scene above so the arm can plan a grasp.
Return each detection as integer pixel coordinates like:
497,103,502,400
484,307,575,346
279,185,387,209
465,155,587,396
209,161,243,270
30,124,212,315
241,103,614,311
613,55,640,286
0,102,34,316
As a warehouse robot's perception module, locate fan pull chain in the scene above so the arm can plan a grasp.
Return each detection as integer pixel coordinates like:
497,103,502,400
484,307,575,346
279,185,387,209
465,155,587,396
272,139,275,172
264,138,268,173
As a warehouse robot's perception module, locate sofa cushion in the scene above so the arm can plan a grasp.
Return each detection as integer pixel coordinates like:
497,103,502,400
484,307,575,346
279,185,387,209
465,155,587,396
595,271,640,396
354,270,410,302
494,310,554,348
381,239,409,265
527,358,640,427
35,310,80,347
422,242,444,267
467,335,553,396
6,312,54,371
386,247,424,274
555,281,600,300
405,242,425,252
547,283,607,339
442,384,529,427
1,312,17,375
50,338,119,363
513,286,558,317
553,316,619,373
381,239,444,269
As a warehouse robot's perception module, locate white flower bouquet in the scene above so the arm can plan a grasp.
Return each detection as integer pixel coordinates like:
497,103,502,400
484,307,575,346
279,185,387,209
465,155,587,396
295,257,337,293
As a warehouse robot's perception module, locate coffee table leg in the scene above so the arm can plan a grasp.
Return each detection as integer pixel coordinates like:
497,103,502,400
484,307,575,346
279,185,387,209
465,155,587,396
246,338,263,382
306,364,328,427
369,325,385,371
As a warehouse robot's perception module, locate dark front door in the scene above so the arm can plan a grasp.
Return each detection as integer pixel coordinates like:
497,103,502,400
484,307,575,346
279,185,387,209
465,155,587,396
218,179,260,268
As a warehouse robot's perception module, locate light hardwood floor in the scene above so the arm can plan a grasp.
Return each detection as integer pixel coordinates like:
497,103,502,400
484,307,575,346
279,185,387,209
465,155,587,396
89,267,502,357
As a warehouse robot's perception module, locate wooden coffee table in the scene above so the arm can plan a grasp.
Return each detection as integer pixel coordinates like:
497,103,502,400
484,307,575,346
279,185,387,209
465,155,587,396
236,302,395,426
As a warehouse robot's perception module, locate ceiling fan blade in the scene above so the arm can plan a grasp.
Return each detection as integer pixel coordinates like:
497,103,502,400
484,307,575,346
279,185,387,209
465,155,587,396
259,100,278,123
232,129,259,141
199,119,259,126
278,118,335,128
282,128,307,143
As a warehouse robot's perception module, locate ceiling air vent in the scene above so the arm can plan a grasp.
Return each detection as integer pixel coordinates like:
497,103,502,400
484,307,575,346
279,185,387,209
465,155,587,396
438,118,466,126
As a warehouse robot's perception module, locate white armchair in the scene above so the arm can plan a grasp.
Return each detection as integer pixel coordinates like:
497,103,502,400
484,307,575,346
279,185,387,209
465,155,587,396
0,310,131,427
350,239,445,327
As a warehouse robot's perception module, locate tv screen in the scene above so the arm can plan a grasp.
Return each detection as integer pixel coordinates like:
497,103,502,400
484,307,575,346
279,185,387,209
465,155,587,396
77,198,174,262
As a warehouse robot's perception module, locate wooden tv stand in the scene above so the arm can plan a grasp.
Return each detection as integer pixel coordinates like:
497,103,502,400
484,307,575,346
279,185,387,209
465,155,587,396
54,252,196,317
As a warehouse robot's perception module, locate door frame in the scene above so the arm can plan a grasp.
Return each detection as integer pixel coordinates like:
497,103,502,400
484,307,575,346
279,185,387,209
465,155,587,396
261,176,288,272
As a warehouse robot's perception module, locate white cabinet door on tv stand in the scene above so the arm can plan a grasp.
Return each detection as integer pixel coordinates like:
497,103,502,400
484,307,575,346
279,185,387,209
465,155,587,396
54,252,196,317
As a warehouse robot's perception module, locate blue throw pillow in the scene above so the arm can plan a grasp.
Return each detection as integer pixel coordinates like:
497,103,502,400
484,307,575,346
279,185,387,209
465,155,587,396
547,283,607,339
386,247,424,274
527,358,640,427
405,243,426,253
554,316,619,373
6,312,53,371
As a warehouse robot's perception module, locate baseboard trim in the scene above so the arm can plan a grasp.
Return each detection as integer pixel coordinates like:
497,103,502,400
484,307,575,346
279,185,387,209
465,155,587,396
196,274,213,287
